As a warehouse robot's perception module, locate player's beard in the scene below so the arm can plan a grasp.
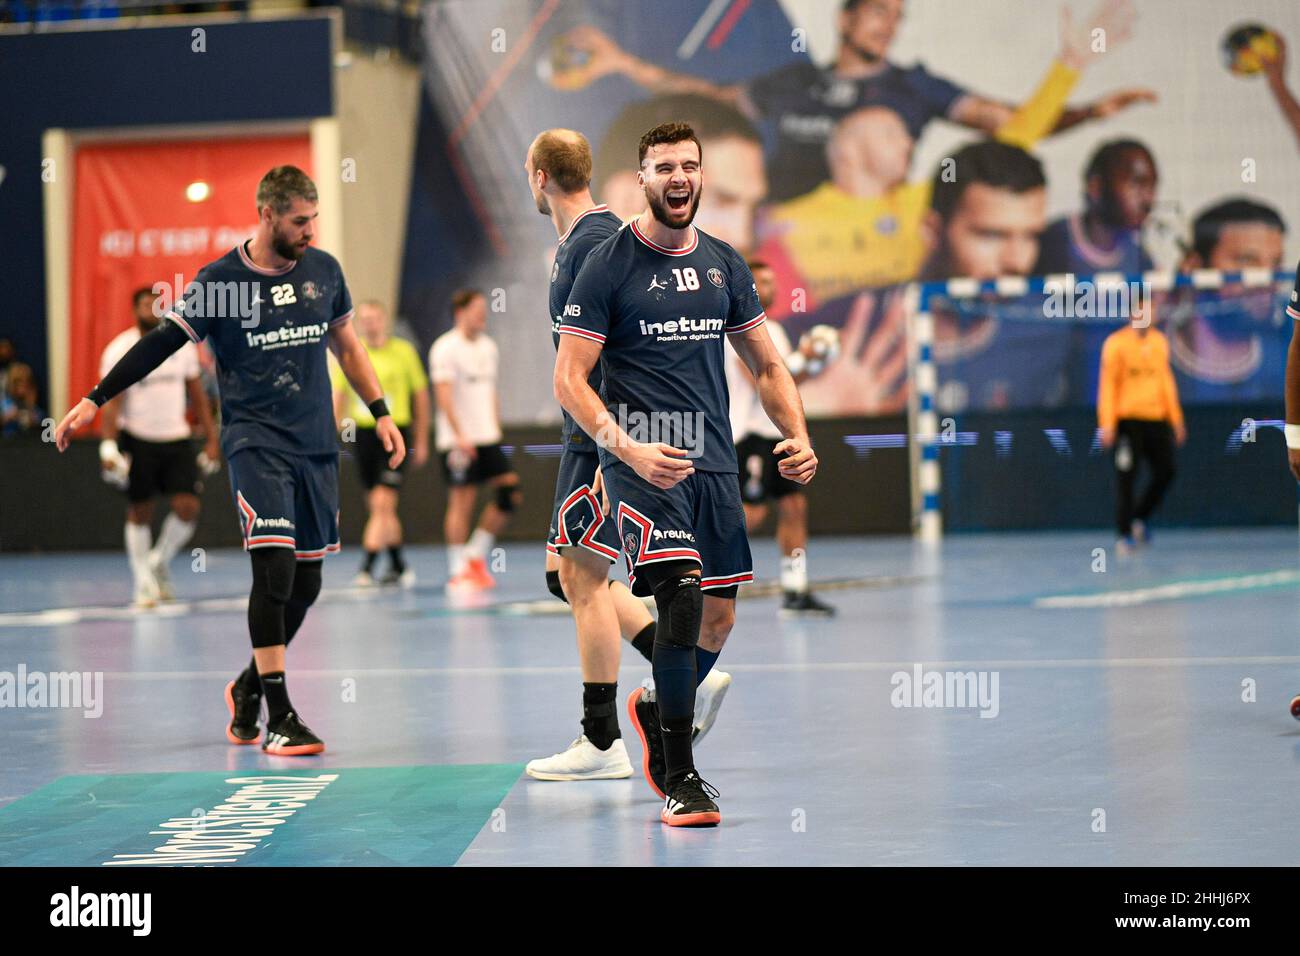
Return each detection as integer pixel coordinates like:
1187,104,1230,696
534,190,551,216
271,228,309,261
646,186,701,231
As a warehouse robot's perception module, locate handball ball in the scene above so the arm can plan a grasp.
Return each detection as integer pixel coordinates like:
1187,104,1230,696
1222,23,1280,76
804,324,842,363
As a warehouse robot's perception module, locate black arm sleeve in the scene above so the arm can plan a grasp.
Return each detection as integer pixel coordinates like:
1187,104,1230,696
87,320,192,407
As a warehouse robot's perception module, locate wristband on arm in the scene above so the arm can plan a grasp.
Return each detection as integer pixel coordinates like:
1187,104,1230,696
1285,424,1300,450
368,397,391,420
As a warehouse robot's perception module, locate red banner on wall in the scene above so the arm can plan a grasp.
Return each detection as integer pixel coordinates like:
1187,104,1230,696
69,135,312,418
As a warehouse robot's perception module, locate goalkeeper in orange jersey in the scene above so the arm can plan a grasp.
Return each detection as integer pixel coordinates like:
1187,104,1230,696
1098,287,1185,555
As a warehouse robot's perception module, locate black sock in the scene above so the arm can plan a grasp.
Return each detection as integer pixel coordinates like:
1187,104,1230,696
695,647,720,684
237,662,261,696
260,671,292,725
630,622,656,662
652,639,697,786
581,682,620,750
660,717,695,790
362,551,378,574
387,546,406,575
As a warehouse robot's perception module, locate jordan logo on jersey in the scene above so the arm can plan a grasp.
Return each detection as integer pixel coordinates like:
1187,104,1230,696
646,275,668,292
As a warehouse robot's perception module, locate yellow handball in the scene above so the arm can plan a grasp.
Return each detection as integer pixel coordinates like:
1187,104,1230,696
1222,23,1280,77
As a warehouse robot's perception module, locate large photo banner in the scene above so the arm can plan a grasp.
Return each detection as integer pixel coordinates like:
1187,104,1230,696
399,0,1300,424
69,134,313,415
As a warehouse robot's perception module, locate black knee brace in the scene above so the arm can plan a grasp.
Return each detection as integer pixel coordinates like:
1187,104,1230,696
248,548,296,649
495,483,520,513
545,569,567,604
651,567,703,650
283,558,322,645
291,559,323,607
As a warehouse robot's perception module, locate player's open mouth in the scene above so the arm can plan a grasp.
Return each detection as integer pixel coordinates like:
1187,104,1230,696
666,190,690,211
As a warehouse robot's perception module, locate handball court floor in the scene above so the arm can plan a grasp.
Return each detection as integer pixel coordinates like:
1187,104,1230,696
1,529,1298,867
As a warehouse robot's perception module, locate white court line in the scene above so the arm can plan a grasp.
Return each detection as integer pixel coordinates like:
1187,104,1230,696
86,656,1300,681
0,587,386,629
1034,569,1300,609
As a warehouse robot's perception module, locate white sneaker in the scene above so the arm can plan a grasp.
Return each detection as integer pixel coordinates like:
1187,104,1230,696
692,669,731,745
352,570,376,588
132,574,160,610
147,553,175,601
398,568,416,589
525,735,633,781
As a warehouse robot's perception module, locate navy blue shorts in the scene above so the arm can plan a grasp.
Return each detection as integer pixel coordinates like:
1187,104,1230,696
546,448,620,564
228,447,340,560
603,461,752,596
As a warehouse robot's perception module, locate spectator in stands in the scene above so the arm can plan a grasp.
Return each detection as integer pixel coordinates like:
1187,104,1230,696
2,362,45,437
0,339,15,397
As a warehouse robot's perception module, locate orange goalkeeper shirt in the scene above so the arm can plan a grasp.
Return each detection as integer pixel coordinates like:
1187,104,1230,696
1097,325,1184,432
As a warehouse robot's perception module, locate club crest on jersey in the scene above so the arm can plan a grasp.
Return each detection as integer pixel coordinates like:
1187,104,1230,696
623,532,639,557
300,281,321,300
706,268,724,288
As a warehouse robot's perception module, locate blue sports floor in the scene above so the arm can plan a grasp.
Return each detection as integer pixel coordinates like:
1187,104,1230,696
1,529,1298,866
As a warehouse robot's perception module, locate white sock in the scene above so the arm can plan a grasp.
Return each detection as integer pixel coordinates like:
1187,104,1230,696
152,513,197,564
447,544,465,576
780,554,807,594
125,523,153,588
465,527,494,562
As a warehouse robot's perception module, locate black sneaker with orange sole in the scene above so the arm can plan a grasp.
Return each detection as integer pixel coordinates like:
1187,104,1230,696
661,772,721,827
626,683,666,798
263,711,325,756
224,679,262,746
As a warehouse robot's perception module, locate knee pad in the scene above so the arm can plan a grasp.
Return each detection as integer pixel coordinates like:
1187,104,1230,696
495,483,520,513
248,548,296,648
250,548,296,605
651,570,703,650
291,559,323,608
546,569,567,604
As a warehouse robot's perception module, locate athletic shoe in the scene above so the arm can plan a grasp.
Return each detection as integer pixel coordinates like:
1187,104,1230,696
132,574,160,610
224,679,262,746
263,711,325,756
398,568,417,589
692,669,731,745
1132,519,1151,545
1115,536,1137,557
780,590,836,617
447,558,495,592
148,554,176,601
352,570,377,588
661,772,721,827
626,682,667,798
465,557,496,589
525,735,633,781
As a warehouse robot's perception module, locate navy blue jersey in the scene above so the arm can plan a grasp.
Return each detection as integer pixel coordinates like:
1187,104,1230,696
560,220,765,473
550,205,623,453
746,59,966,202
1035,215,1153,277
1289,259,1300,321
167,242,353,458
